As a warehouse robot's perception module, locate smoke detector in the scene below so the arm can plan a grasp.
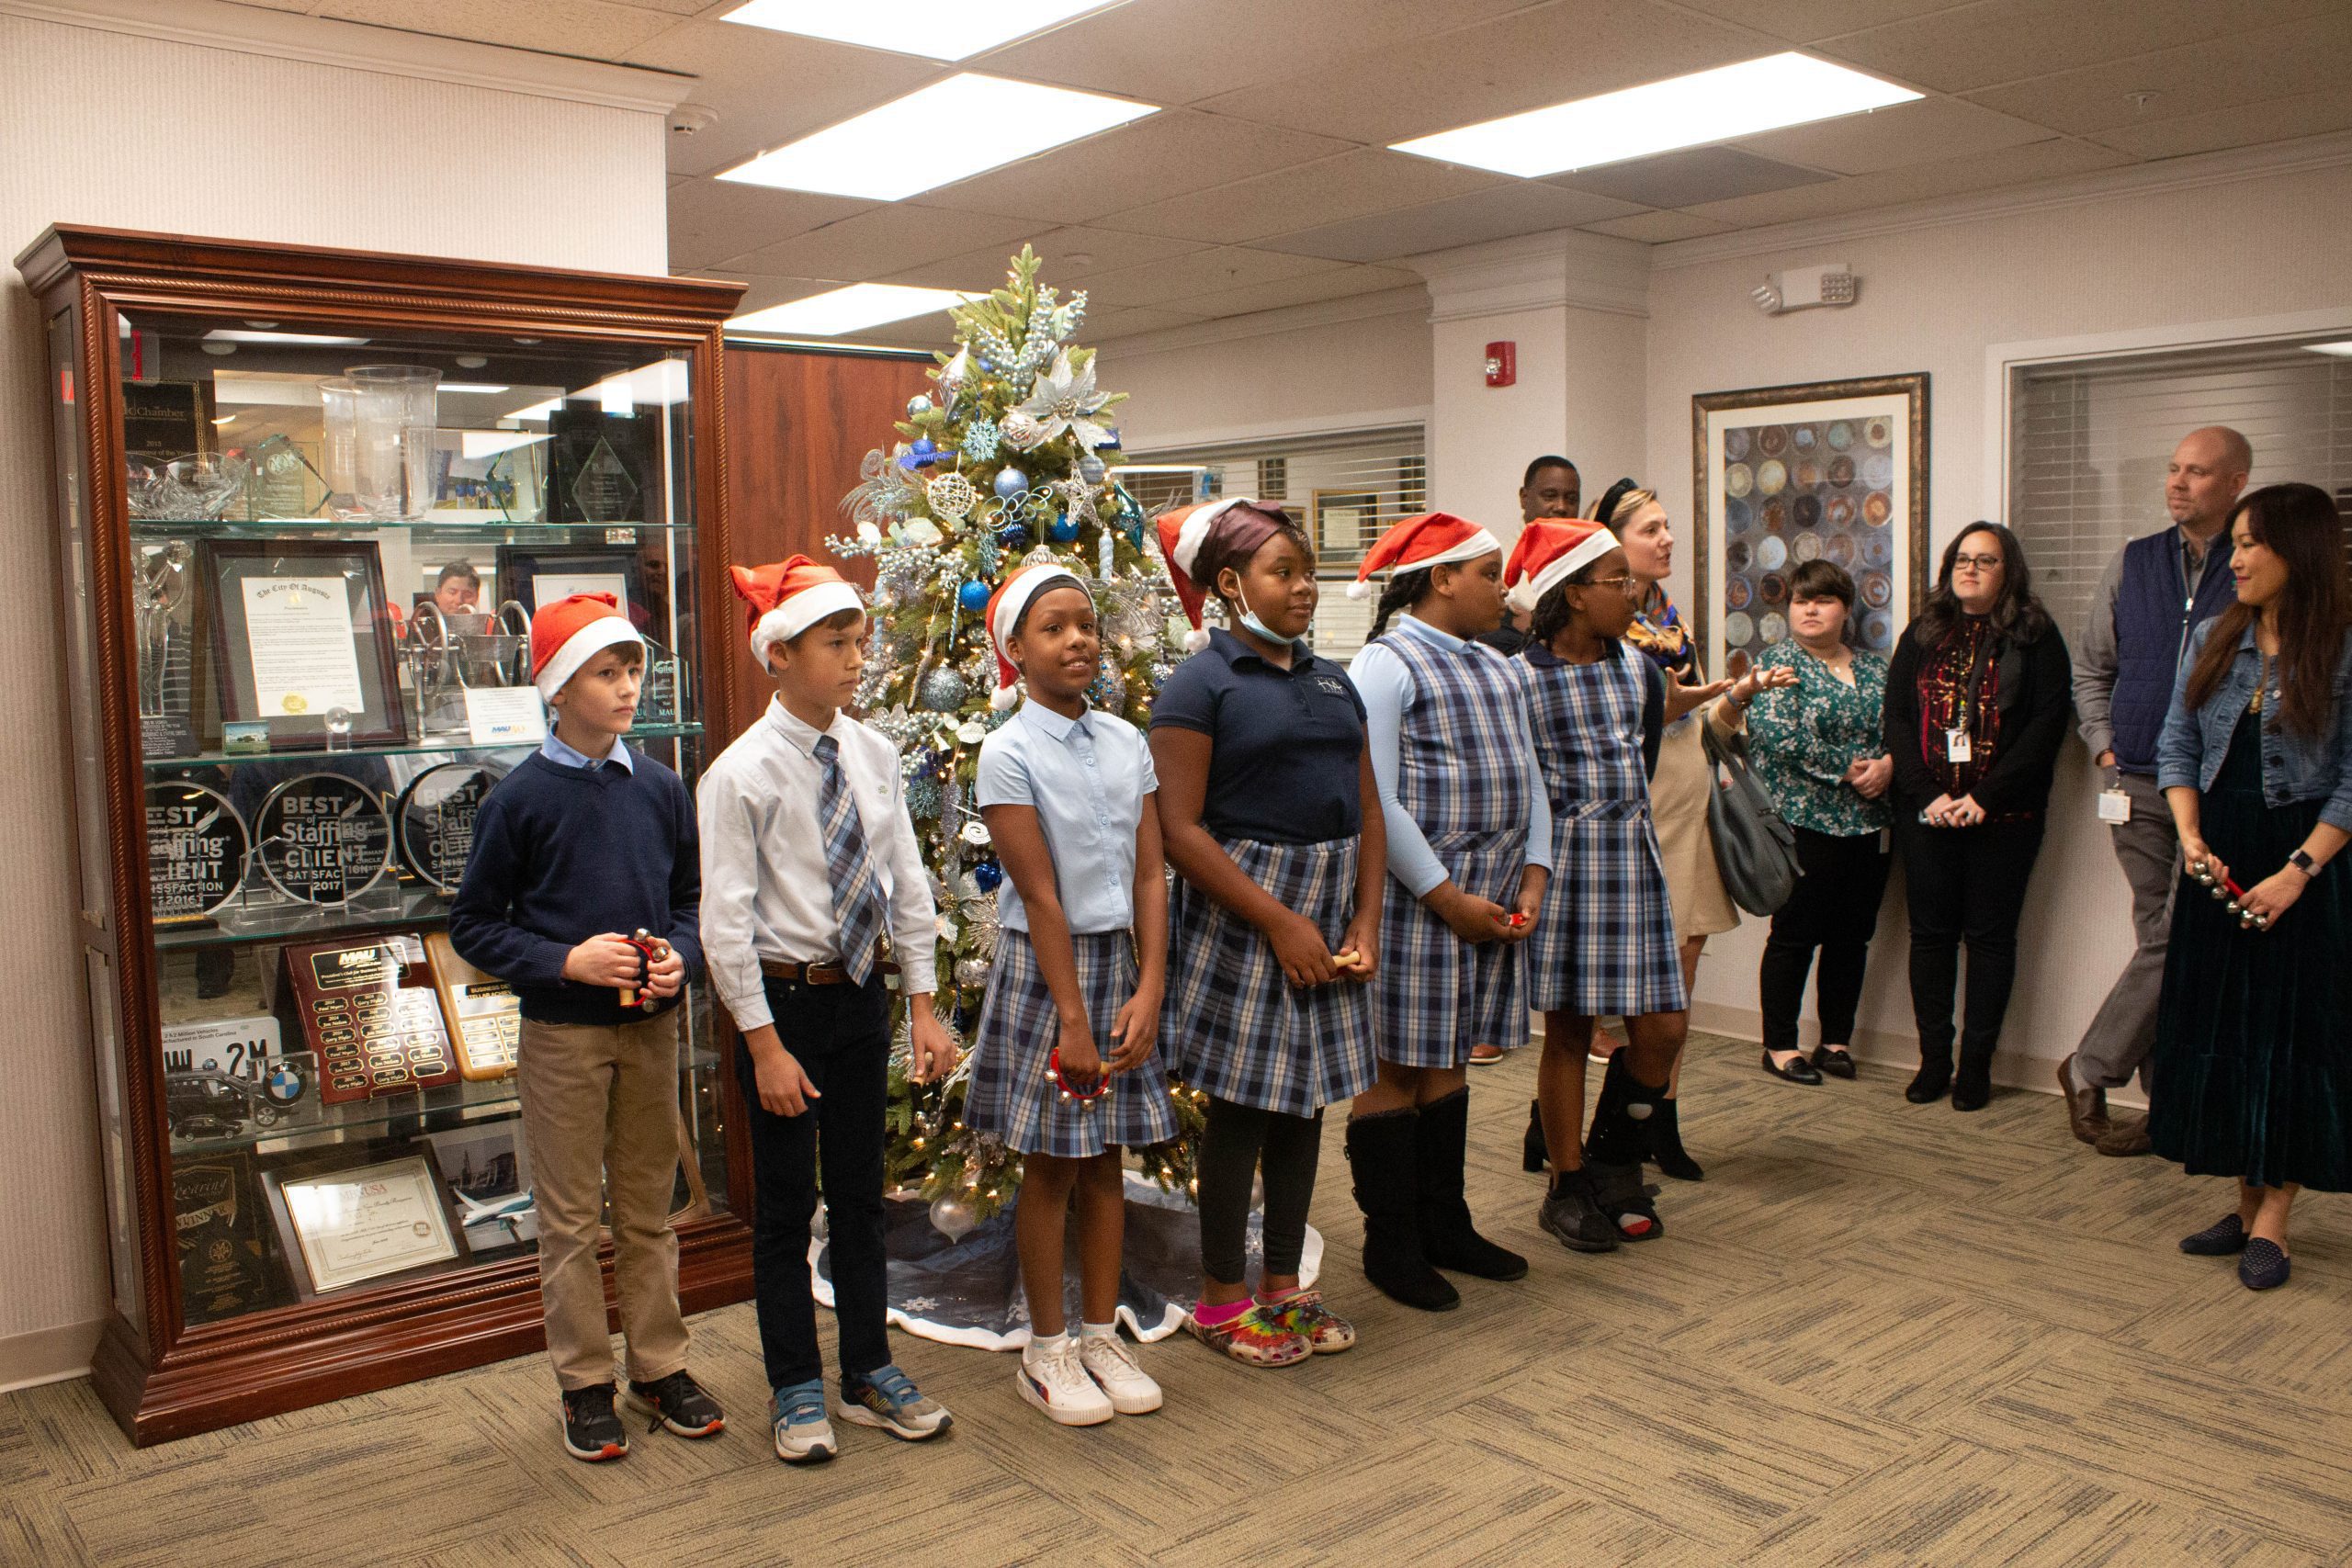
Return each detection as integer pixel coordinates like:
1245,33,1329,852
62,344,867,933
670,103,718,138
1753,261,1858,315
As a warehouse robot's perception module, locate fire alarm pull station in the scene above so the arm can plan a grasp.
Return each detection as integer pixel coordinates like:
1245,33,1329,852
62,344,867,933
1484,341,1516,388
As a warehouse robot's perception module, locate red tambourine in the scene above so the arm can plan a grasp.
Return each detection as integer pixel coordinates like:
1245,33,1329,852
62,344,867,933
2189,862,2271,931
1046,1046,1111,1106
616,925,669,1009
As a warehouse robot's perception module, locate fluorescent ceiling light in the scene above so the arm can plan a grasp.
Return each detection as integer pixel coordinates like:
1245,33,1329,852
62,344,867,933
503,397,565,424
722,0,1122,61
438,381,510,394
461,431,551,460
718,73,1157,200
1391,51,1921,177
202,329,369,345
2306,340,2352,356
729,283,976,338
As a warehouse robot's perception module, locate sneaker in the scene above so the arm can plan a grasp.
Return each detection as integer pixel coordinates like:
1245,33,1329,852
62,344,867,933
769,1380,836,1464
624,1369,725,1438
1183,1303,1310,1368
1017,1337,1114,1427
560,1383,628,1462
1260,1290,1355,1354
838,1363,952,1441
1078,1333,1163,1414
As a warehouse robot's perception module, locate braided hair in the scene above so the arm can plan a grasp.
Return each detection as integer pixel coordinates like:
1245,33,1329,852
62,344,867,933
1367,567,1434,640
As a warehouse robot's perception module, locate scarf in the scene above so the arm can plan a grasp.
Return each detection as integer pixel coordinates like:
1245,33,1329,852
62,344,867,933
1626,584,1695,679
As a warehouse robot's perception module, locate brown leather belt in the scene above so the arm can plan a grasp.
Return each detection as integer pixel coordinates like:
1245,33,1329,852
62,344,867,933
761,956,899,987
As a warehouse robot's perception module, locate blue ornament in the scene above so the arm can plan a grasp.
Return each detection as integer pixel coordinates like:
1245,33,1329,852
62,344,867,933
972,861,1003,894
908,394,933,417
906,771,944,819
1094,429,1122,450
1079,455,1107,486
1046,515,1079,544
962,419,1001,462
956,580,990,612
1087,666,1125,709
993,466,1029,500
1000,525,1030,550
910,437,937,467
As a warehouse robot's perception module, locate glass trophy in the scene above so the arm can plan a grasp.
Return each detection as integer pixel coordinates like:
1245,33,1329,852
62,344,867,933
136,541,198,760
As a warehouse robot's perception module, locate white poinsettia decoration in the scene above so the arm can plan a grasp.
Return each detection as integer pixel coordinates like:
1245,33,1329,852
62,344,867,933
1015,351,1114,451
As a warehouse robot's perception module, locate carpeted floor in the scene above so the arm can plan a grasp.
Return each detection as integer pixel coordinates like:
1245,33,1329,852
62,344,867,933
6,1033,2350,1568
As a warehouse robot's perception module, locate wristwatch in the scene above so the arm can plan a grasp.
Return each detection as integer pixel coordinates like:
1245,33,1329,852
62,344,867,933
2289,849,2318,879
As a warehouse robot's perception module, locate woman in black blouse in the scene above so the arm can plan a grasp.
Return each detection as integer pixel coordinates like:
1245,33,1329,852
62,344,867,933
1883,523,2073,1111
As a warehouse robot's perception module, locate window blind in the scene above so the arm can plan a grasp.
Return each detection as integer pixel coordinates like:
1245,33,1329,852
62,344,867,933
2009,338,2352,640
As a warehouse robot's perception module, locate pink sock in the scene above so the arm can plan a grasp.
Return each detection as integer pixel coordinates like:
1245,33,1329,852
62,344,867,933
1256,1286,1302,1306
1193,1297,1250,1327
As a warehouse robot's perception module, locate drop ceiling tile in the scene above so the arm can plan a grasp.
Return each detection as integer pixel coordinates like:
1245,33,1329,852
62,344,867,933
1079,306,1218,343
1550,147,1836,208
1733,96,2055,175
1579,209,1736,243
725,207,1040,282
667,178,874,270
1256,185,1648,263
1161,264,1423,319
1096,149,1507,244
1669,0,1974,43
311,0,678,57
910,111,1357,225
1680,136,2130,227
1815,0,2343,94
883,227,1209,289
610,0,706,14
1073,246,1352,310
2085,86,2352,160
1193,0,1768,145
701,270,856,317
1963,12,2352,134
973,0,1545,106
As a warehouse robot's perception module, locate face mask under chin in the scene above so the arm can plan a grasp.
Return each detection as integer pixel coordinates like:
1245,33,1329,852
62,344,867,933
1232,580,1304,645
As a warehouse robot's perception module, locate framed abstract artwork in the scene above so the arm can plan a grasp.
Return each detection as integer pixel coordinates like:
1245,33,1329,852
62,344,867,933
1690,374,1928,678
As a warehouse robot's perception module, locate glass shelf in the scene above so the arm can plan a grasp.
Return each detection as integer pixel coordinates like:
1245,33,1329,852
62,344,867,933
171,1072,524,1156
156,882,452,950
144,721,702,772
131,516,692,537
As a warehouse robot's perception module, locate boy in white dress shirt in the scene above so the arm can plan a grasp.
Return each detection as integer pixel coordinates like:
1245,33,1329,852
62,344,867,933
698,555,960,1465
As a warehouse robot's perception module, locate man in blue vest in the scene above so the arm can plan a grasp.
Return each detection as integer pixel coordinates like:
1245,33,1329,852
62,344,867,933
2060,425,2249,1154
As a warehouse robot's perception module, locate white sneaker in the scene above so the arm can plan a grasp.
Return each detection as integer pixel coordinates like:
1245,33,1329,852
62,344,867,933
1078,1333,1162,1415
1017,1337,1114,1427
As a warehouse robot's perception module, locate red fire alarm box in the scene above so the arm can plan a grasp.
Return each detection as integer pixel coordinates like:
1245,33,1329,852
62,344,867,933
1484,341,1515,388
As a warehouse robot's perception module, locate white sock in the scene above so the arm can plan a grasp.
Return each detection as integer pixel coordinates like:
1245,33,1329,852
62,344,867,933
1079,1321,1117,1340
1024,1331,1068,1366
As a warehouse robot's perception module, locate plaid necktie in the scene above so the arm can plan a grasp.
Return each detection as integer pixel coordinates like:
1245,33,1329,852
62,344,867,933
813,734,886,986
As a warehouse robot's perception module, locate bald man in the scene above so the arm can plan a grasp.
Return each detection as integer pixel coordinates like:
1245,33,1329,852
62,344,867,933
2062,425,2250,1155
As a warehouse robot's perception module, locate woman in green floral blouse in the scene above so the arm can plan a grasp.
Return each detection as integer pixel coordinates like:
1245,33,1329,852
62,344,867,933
1724,560,1894,1086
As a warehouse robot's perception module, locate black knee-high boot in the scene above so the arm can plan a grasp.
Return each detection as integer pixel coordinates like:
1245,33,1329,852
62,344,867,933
1583,1054,1666,1241
1415,1089,1527,1281
1645,1096,1704,1182
1346,1111,1459,1312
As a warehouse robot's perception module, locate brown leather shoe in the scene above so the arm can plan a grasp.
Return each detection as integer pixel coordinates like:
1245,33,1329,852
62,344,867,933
2055,1052,2109,1145
2095,1115,2153,1156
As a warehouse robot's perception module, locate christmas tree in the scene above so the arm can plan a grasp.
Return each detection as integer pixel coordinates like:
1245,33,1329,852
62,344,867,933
826,247,1205,1232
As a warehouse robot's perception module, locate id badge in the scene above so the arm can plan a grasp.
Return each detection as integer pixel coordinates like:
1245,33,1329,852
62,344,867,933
1945,727,1972,763
2098,788,2132,824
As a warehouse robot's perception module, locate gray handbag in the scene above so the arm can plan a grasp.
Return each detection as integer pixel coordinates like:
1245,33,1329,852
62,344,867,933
1701,719,1801,915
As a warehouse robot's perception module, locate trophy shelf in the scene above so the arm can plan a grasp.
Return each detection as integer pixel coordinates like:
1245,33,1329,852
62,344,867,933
19,223,757,1445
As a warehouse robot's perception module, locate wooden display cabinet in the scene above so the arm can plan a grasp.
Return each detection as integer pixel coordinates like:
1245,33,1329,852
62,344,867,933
17,225,754,1444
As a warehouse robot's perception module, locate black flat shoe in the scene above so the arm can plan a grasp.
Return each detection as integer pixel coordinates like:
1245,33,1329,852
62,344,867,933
1951,1053,1993,1112
1760,1049,1823,1085
2238,1237,2290,1291
1905,1060,1952,1103
1810,1045,1857,1079
2179,1213,2248,1256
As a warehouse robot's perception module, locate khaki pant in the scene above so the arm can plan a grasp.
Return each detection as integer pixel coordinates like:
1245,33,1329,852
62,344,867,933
517,1010,690,1391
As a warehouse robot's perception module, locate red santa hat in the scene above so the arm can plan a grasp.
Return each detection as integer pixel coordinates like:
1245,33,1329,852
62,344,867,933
1502,517,1621,615
530,592,643,702
1350,512,1501,599
729,555,865,671
984,564,1090,710
1152,496,1276,653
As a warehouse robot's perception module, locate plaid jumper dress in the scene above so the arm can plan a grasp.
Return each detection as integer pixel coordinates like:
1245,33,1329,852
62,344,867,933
1519,643,1690,1019
968,929,1181,1157
1372,628,1534,1067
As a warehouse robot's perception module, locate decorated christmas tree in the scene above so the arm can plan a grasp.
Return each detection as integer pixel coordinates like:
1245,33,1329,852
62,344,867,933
826,247,1204,1235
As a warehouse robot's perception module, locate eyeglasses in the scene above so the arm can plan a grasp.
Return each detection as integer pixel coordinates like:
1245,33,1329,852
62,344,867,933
1579,574,1639,596
1951,553,2004,571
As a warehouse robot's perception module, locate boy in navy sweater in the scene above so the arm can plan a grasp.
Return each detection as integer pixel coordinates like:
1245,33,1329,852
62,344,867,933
450,592,725,1462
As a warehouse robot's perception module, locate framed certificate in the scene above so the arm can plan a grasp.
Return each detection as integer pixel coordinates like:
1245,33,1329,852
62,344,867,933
262,1149,467,1300
197,538,406,750
494,543,649,620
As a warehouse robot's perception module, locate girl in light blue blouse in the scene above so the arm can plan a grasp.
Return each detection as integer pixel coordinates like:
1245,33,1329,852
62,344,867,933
970,566,1175,1429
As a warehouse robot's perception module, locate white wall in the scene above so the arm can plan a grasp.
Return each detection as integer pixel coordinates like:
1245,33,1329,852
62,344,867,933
0,3,673,1388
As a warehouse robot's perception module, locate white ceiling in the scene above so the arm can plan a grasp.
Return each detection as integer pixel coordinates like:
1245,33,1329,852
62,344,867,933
241,0,2352,341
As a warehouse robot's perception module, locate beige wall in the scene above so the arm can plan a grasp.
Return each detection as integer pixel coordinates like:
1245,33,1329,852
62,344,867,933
0,6,672,1386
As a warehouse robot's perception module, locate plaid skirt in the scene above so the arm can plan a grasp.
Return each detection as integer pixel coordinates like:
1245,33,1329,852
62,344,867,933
1375,829,1530,1068
967,929,1180,1158
1162,836,1377,1118
1526,800,1690,1018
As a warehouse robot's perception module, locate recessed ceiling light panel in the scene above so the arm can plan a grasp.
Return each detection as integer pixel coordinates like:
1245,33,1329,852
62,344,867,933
2306,340,2352,357
718,73,1158,200
722,0,1124,62
729,283,976,338
1391,52,1921,178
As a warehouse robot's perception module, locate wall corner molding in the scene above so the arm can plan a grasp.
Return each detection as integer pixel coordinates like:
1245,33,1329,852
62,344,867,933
0,0,695,112
1408,229,1651,322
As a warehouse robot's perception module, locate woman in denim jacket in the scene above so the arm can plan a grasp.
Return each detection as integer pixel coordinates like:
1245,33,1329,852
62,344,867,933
2149,482,2352,1292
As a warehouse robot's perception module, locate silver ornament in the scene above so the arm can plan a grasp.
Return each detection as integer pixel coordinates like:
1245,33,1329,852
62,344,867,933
929,1193,978,1243
908,394,933,417
955,956,990,988
917,667,968,712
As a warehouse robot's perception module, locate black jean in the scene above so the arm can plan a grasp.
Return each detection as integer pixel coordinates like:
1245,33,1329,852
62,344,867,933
1895,814,2045,1062
1197,1096,1324,1285
1758,826,1892,1054
734,973,892,1393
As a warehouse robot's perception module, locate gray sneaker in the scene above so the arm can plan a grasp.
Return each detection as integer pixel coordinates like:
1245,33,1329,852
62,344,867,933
770,1380,836,1464
838,1363,953,1441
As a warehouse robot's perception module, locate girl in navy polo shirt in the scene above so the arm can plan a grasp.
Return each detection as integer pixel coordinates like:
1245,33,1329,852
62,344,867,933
1348,513,1551,1312
1151,499,1383,1368
970,566,1176,1427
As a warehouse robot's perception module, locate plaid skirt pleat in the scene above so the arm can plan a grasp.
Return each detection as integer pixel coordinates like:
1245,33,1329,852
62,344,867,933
1525,801,1690,1018
1374,829,1531,1068
1162,836,1376,1118
967,929,1180,1157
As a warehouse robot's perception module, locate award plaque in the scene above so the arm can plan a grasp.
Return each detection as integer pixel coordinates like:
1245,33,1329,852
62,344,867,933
262,1149,467,1300
545,407,652,525
255,773,391,906
277,935,459,1104
196,537,407,751
144,781,247,921
174,1153,277,1325
424,931,520,1080
395,761,494,894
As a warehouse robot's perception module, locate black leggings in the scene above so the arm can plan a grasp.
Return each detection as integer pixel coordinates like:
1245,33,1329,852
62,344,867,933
1197,1096,1324,1285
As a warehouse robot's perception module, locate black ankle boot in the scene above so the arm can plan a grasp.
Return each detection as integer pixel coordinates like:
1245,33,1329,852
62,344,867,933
1905,1049,1953,1103
1645,1096,1703,1182
1951,1046,1994,1111
1345,1111,1459,1312
1416,1090,1528,1280
1522,1097,1547,1173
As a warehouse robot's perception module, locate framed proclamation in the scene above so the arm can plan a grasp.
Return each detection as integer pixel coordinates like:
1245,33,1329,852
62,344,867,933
262,1149,466,1300
196,538,406,750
